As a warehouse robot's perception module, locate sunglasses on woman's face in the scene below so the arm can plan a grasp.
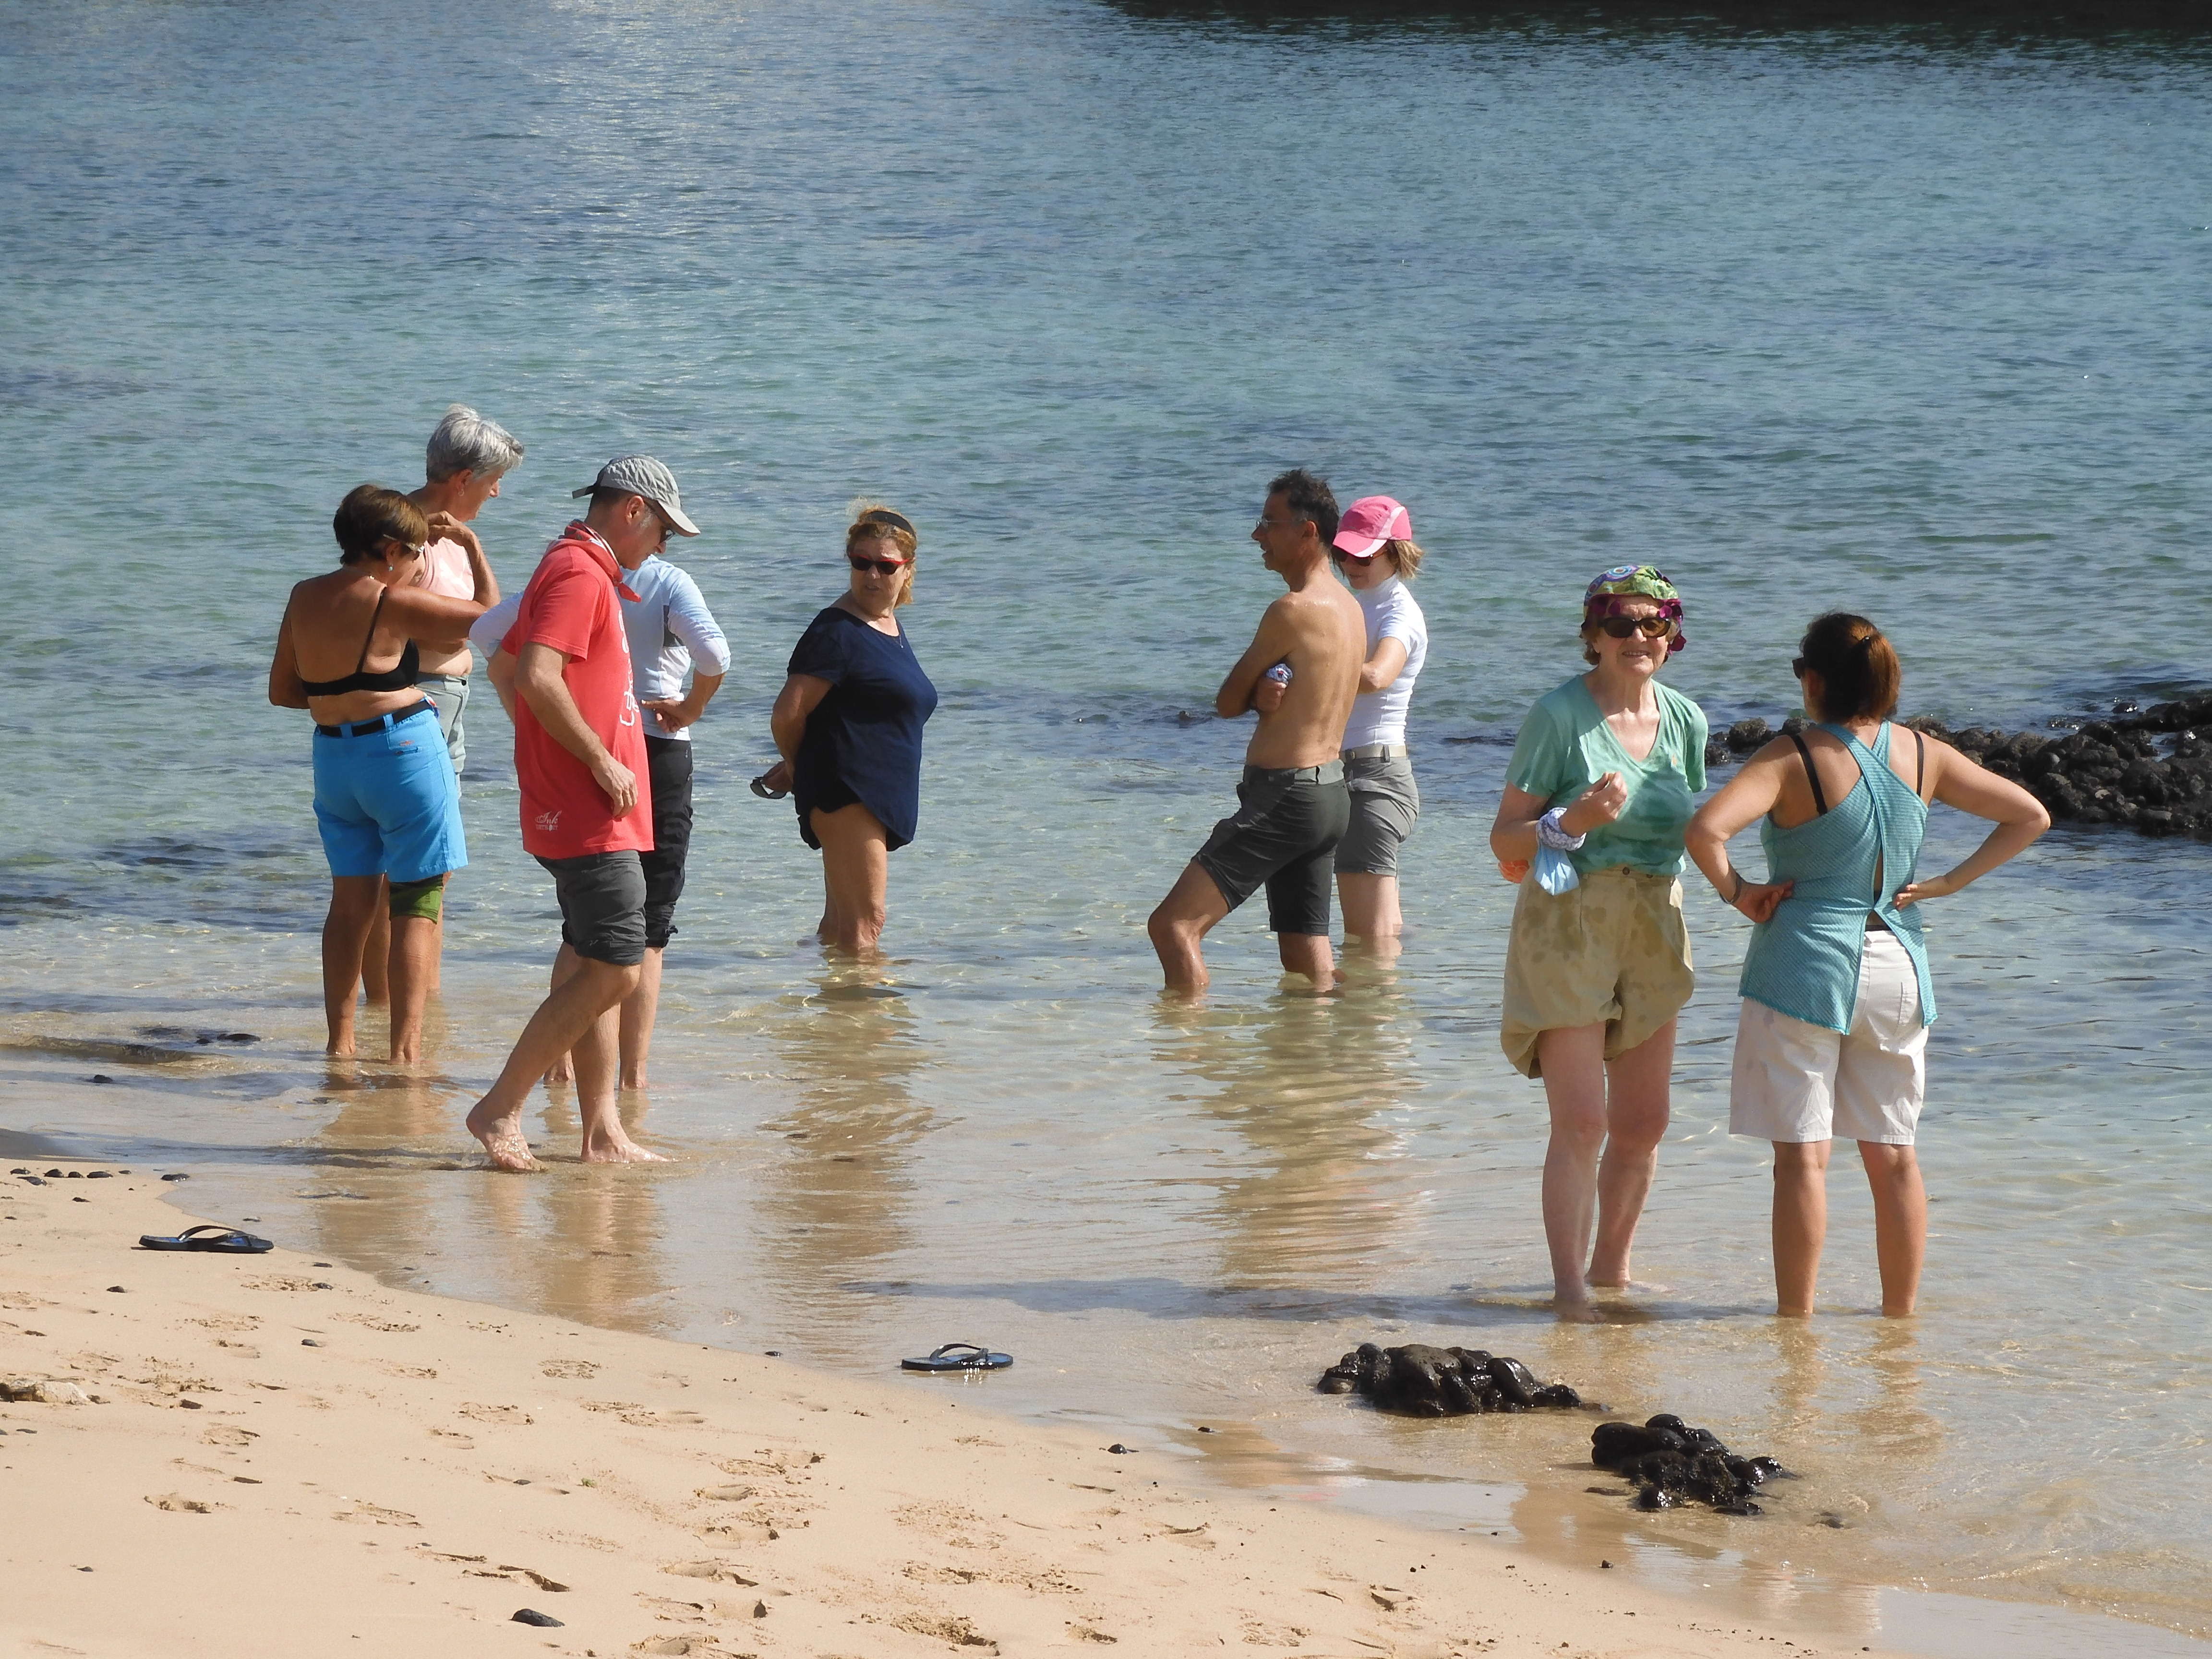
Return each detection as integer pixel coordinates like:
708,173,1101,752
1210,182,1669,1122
848,554,907,576
1595,614,1672,640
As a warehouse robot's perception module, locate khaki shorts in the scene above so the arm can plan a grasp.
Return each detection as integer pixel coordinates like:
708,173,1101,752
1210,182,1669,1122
1729,930,1927,1145
1500,867,1694,1079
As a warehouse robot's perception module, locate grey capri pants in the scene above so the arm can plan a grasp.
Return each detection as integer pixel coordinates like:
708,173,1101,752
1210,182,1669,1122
1334,751,1420,876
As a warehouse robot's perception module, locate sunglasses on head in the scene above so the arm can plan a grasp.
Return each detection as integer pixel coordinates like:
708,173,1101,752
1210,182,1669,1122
848,554,907,576
1594,614,1673,640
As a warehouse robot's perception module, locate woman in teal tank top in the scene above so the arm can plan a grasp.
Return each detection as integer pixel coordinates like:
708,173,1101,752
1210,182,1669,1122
1686,614,2047,1320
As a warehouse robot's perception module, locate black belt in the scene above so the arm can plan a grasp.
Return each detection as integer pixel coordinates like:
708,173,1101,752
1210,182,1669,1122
315,701,434,738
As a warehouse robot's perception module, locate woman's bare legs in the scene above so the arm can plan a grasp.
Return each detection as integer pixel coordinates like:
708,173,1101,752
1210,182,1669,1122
361,887,390,1005
322,877,383,1056
1771,1140,1833,1316
1859,1141,1926,1316
385,915,438,1063
1588,1021,1675,1285
1772,1140,1924,1316
813,804,890,955
1337,872,1401,939
1537,1019,1675,1314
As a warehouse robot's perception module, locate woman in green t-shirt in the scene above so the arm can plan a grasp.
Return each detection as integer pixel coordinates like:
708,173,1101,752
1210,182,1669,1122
1489,565,1709,1318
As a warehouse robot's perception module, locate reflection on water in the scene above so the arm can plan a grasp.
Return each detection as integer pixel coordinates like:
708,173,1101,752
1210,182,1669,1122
1152,976,1419,1285
756,963,933,1361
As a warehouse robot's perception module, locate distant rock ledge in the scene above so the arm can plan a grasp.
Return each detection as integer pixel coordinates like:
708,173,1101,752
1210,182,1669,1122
1703,693,2212,840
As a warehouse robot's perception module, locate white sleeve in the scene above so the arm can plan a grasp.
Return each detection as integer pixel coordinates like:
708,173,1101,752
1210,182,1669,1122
664,569,731,676
469,592,524,656
1378,593,1424,646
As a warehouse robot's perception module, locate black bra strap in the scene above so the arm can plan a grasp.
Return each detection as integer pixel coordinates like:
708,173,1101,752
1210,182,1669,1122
354,589,390,673
1786,731,1829,817
1914,728,1927,798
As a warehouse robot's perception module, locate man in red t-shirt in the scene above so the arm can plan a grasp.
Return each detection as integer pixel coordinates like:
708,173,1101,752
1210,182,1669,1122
465,455,702,1172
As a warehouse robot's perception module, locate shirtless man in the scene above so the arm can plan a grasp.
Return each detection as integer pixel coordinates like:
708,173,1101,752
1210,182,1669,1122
1149,469,1367,994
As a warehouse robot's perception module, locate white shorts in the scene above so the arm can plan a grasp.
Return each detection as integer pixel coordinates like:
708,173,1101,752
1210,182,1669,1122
1729,930,1927,1145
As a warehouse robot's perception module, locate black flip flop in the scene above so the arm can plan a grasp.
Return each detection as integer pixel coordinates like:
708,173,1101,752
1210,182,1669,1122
138,1225,274,1254
902,1342,1013,1373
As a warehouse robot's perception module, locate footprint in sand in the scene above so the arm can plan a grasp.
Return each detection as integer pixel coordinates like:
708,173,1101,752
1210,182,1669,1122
333,1501,418,1527
202,1425,258,1446
458,1403,532,1425
661,1561,757,1585
336,1314,420,1333
145,1493,218,1514
540,1358,601,1379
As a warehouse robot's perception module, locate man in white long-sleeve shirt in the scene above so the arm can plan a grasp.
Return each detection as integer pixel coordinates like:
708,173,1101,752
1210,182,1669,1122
476,550,730,1089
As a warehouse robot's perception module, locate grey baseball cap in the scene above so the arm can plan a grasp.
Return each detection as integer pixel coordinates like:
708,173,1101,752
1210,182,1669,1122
570,454,700,536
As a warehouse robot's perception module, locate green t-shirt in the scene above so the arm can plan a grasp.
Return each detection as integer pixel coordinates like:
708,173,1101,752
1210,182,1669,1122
1504,677,1709,876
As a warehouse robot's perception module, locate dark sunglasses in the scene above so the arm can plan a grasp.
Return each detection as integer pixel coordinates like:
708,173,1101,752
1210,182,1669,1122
1595,614,1673,640
1328,548,1377,564
848,554,907,576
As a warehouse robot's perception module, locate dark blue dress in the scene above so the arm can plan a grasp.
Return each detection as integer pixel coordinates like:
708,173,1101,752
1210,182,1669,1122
789,605,938,852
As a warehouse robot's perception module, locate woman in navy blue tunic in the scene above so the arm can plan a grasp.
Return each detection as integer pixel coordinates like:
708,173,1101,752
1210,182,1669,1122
766,504,938,953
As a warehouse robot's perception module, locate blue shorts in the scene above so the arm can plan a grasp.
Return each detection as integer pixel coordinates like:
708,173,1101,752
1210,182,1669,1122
311,705,468,883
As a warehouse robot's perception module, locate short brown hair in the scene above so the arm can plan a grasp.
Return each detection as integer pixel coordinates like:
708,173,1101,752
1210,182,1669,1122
331,484,427,565
1799,612,1900,721
846,499,918,607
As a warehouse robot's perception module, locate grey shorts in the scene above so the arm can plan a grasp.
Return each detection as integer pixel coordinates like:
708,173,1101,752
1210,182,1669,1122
537,851,647,967
1335,752,1419,876
1192,761,1350,937
417,673,471,773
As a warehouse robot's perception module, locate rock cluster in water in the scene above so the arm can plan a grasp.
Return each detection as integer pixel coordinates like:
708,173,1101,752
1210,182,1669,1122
1591,1415,1786,1515
1703,693,2212,839
1315,1342,1583,1415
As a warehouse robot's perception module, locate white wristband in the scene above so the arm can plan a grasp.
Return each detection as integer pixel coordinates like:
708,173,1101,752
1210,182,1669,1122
1537,808,1587,852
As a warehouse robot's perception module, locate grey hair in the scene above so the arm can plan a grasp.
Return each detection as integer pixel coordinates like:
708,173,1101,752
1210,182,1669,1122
424,404,524,483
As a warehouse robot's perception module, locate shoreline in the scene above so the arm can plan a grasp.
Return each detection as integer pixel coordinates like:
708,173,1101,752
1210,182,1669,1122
0,1154,1925,1659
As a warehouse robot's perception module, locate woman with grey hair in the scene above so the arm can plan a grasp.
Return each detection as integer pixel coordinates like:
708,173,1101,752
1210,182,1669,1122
406,404,522,772
352,406,522,1011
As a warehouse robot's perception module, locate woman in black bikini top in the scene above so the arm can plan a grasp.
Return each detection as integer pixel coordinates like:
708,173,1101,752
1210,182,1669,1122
269,485,494,1067
272,493,487,726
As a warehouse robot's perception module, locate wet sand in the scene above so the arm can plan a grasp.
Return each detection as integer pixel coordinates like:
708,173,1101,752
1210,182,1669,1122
0,1155,1921,1659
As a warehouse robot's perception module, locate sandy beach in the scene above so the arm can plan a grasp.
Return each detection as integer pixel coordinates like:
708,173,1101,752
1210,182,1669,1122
0,1157,1910,1659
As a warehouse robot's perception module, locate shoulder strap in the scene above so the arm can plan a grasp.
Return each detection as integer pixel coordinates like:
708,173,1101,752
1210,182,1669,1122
1915,728,1927,797
1786,731,1829,817
354,588,390,672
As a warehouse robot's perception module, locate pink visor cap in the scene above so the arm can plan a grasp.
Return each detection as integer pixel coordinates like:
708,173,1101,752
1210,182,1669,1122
1332,494,1413,559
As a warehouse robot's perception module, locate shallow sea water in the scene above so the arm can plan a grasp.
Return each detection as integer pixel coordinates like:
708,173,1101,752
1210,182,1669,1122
3,0,2210,1647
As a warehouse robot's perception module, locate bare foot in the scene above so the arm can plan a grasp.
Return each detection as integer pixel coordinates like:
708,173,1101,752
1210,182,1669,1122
542,1054,574,1086
1588,1276,1671,1296
326,1038,357,1058
580,1134,670,1164
465,1104,541,1173
1551,1295,1603,1324
619,1070,649,1092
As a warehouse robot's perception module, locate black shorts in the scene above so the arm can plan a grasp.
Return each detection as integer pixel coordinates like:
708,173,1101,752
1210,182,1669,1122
538,850,647,967
640,736,694,950
1192,762,1351,938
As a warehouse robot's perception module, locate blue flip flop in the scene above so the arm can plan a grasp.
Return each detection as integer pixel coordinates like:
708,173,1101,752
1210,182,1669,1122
902,1342,1013,1373
138,1225,274,1254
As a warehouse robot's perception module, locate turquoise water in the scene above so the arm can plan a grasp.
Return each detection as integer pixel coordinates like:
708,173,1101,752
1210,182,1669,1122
4,0,2211,1646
